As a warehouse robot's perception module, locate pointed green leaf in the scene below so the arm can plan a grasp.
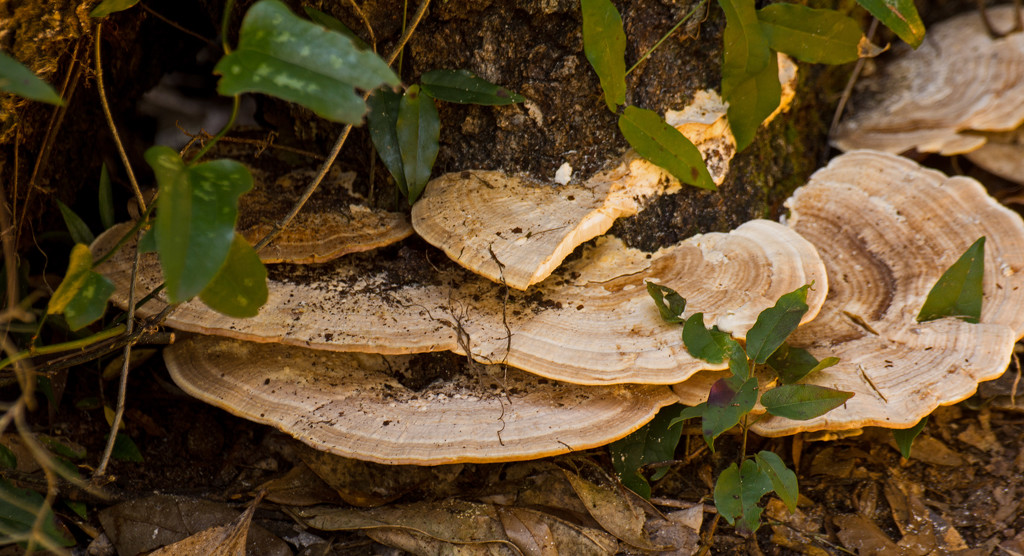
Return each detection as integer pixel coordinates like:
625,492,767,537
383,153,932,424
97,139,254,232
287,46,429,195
0,50,63,106
367,87,407,196
700,376,757,450
918,237,985,323
767,343,838,384
89,0,140,17
214,0,399,124
746,284,810,364
0,445,14,470
609,405,686,498
754,451,798,513
618,106,717,190
0,478,75,548
396,84,440,204
47,245,115,330
714,459,772,534
761,384,853,420
420,69,525,105
147,146,253,304
302,6,370,50
98,164,115,229
757,4,883,65
111,433,144,462
669,404,707,428
724,49,780,152
719,0,771,98
717,333,751,381
646,281,687,323
56,199,94,245
855,0,925,48
683,312,726,364
138,228,156,253
893,416,928,459
581,0,626,111
199,233,269,318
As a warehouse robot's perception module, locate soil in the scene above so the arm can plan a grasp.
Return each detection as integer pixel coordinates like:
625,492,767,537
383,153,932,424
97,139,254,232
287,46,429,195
3,0,1024,554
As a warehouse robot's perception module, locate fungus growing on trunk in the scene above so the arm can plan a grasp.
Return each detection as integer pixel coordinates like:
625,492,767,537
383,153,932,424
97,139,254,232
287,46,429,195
673,151,1024,436
164,335,677,465
93,219,825,385
832,6,1024,156
238,168,413,264
410,90,738,291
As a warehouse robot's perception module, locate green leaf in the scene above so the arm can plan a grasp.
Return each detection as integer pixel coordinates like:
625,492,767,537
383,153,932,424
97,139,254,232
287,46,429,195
0,445,16,470
754,451,798,513
147,146,253,304
646,281,687,323
0,50,63,106
717,333,750,381
138,228,156,253
918,237,985,324
64,500,88,520
618,106,717,191
761,384,853,420
719,0,771,90
757,4,882,65
700,376,757,450
766,343,838,384
396,85,440,204
89,0,140,17
683,313,726,364
38,435,86,460
98,163,115,229
724,50,780,152
0,478,75,548
855,0,925,48
581,0,626,111
368,87,407,196
214,0,399,124
609,405,686,498
47,244,115,330
713,459,772,534
420,69,525,105
56,199,94,245
302,6,370,50
112,433,144,462
199,233,269,318
745,284,810,364
893,416,928,459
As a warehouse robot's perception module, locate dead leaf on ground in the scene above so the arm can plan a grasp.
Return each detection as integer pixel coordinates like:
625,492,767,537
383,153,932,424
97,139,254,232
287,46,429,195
834,514,901,555
148,495,259,556
97,494,289,556
561,461,664,550
261,463,343,507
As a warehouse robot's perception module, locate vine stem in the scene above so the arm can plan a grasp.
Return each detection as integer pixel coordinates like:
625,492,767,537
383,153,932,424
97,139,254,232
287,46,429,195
95,23,146,213
626,0,709,76
254,0,431,251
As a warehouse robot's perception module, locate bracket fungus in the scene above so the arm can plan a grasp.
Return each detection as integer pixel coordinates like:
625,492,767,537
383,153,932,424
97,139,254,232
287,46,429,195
832,6,1024,156
674,150,1024,436
164,335,677,464
410,91,738,291
963,126,1024,185
93,218,825,385
238,167,412,264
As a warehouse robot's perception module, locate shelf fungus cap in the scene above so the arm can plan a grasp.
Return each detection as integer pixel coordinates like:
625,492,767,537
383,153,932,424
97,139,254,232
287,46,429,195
164,335,677,465
964,126,1024,185
832,6,1024,155
239,168,412,264
744,150,1024,436
93,219,825,385
411,91,741,291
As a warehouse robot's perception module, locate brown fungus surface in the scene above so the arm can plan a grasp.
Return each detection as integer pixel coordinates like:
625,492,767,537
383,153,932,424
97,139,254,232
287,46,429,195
94,218,825,385
684,150,1024,436
832,6,1024,156
237,167,413,264
164,335,677,465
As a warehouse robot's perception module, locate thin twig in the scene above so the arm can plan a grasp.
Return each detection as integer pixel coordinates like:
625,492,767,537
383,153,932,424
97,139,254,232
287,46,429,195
16,37,86,246
345,0,377,50
0,168,27,323
626,0,708,76
254,0,431,251
95,239,143,477
95,24,146,213
140,3,220,48
829,19,879,138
